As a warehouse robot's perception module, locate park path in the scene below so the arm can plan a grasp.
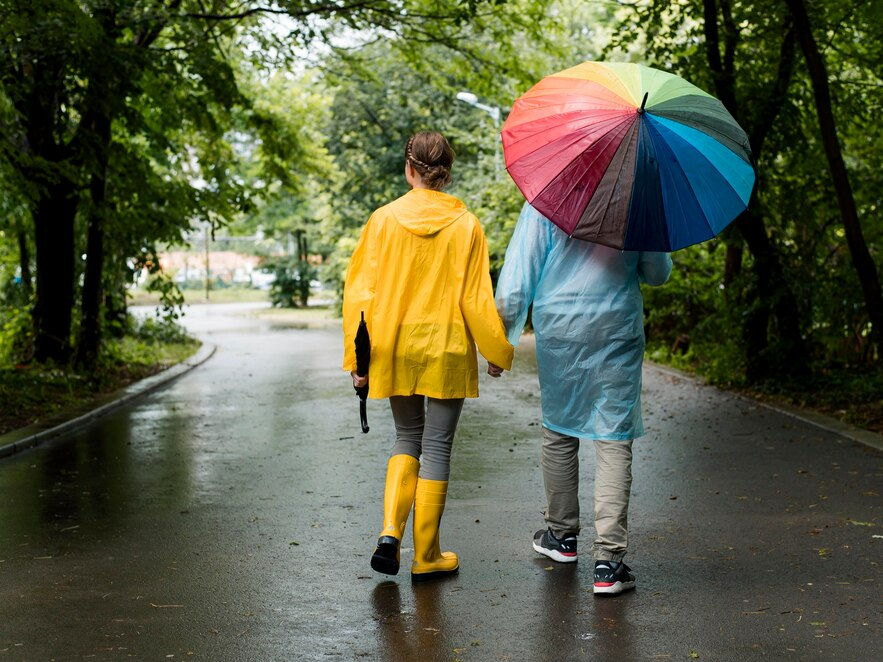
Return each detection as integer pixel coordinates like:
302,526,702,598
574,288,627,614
1,303,881,661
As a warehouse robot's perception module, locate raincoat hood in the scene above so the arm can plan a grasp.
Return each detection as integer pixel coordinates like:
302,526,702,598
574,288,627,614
389,188,467,236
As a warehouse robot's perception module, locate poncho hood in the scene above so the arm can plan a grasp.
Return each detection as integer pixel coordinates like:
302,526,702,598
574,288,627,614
389,188,468,236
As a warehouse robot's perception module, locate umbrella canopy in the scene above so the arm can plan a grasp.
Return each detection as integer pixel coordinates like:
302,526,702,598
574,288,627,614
502,61,756,251
354,311,370,433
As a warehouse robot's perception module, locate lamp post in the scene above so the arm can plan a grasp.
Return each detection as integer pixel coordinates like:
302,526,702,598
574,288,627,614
204,222,211,301
456,91,503,173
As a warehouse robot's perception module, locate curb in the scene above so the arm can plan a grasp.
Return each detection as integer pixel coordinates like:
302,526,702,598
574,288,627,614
0,342,217,460
647,362,883,453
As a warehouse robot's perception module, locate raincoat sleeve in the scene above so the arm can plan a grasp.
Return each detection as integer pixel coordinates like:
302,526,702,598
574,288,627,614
637,251,673,286
494,203,550,346
460,219,514,371
342,215,379,372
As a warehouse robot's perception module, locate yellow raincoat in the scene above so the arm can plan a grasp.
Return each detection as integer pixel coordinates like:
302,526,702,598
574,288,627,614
343,188,514,399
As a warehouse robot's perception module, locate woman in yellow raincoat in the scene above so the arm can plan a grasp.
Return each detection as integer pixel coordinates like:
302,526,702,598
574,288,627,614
343,131,514,581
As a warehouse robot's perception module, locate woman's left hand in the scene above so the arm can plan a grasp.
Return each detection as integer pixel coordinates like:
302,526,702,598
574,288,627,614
351,370,368,388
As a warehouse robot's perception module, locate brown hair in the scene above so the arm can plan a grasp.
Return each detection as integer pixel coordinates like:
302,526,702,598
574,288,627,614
405,131,455,191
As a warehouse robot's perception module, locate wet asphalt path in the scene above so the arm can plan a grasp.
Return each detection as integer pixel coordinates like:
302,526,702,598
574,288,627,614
1,303,881,661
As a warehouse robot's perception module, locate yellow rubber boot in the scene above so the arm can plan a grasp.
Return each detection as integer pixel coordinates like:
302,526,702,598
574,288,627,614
411,478,459,581
371,454,420,575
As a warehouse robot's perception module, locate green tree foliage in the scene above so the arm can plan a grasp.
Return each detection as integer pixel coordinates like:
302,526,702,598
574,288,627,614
608,0,882,382
0,0,522,367
307,1,588,297
2,0,879,393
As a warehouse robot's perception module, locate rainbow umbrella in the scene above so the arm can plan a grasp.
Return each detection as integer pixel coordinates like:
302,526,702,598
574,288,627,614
501,61,756,251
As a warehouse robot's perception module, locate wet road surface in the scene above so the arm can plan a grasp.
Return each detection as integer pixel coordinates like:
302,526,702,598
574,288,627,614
1,303,881,661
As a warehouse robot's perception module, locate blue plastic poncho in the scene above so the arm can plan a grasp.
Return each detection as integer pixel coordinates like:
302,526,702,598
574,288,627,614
495,203,672,440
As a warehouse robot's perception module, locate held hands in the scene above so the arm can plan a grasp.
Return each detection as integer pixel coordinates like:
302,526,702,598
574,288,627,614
487,362,504,378
351,370,368,388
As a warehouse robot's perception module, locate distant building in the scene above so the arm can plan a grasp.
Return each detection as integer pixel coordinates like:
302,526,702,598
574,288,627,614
160,251,264,287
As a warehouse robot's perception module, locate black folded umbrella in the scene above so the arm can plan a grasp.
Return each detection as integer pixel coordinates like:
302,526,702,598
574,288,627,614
354,310,370,433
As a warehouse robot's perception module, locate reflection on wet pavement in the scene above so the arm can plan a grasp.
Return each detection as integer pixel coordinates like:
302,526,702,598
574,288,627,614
1,303,881,660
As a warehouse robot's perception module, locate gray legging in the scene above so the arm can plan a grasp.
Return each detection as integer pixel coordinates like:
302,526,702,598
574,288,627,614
389,395,465,481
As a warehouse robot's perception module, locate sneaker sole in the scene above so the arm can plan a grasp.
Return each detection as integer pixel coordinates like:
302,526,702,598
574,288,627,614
593,579,636,595
532,541,577,563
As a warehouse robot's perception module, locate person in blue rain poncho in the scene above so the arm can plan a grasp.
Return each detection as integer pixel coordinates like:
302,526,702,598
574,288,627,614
494,202,672,595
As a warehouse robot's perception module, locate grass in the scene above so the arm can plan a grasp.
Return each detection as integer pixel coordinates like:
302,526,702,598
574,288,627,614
253,303,339,326
127,285,270,306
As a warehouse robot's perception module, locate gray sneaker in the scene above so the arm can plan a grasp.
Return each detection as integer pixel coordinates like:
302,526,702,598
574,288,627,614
532,528,578,563
593,560,636,595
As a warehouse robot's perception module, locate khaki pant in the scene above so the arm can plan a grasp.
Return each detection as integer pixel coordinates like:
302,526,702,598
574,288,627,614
541,427,633,562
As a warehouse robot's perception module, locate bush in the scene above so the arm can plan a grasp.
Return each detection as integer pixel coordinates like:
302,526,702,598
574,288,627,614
0,305,33,367
132,315,191,345
266,257,317,308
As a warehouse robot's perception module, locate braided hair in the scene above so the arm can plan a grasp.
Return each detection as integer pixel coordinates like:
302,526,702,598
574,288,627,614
405,132,455,190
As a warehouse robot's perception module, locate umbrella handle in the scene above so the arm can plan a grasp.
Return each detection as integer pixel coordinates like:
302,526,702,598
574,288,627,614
360,399,369,434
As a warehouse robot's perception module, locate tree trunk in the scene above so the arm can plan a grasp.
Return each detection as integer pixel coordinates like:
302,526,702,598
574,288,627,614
737,207,804,380
722,241,742,289
77,112,112,370
785,0,883,351
33,180,78,364
703,0,806,378
17,230,31,296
